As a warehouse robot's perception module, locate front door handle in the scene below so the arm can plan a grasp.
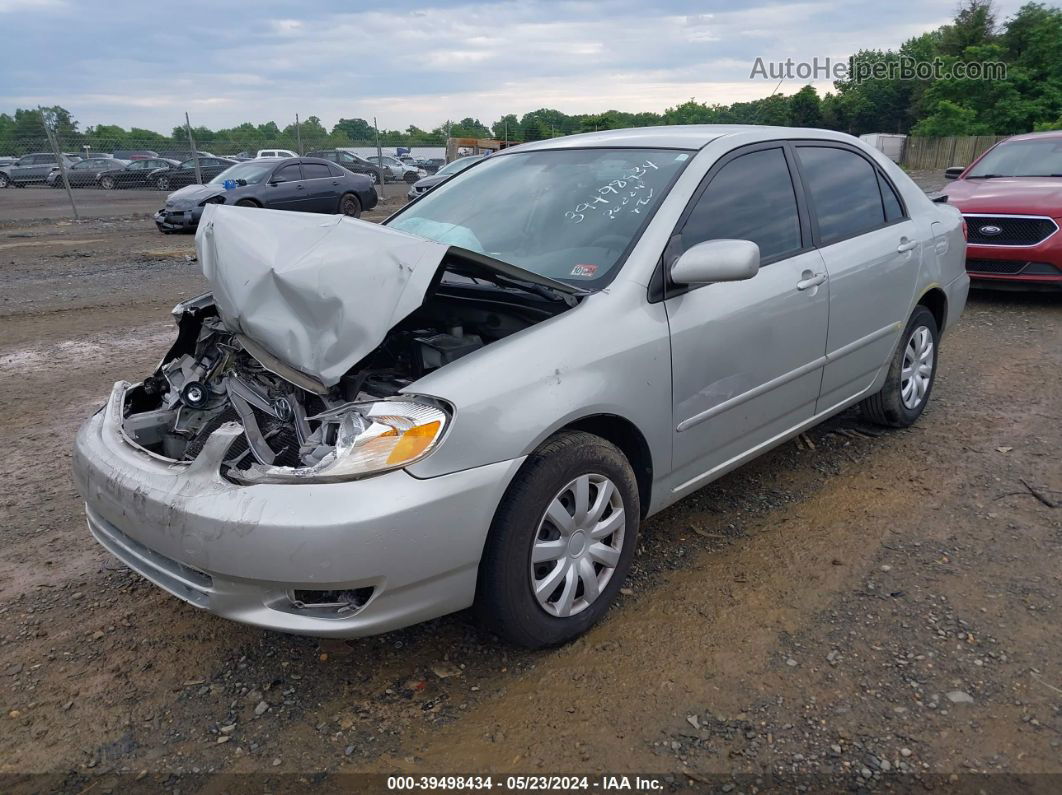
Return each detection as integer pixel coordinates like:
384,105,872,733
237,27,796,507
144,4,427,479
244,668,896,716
796,271,827,291
897,238,918,253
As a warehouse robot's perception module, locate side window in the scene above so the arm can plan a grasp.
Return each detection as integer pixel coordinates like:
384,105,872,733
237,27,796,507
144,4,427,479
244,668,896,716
878,172,905,222
301,162,331,180
797,147,886,244
327,163,344,177
272,163,302,183
680,147,802,263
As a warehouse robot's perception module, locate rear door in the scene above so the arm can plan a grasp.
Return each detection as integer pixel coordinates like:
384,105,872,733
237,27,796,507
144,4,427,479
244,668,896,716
664,143,830,494
28,154,56,181
298,160,339,212
793,144,922,412
263,162,308,210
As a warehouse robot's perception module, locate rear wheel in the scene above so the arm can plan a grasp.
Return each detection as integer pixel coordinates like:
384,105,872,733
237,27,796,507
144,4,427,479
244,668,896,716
234,198,259,208
403,171,418,184
475,431,639,648
0,173,8,189
155,175,170,191
339,193,361,218
860,305,939,427
366,169,379,185
99,175,115,190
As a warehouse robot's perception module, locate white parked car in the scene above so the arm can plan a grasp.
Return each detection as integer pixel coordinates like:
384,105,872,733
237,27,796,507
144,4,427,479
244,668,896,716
256,149,297,159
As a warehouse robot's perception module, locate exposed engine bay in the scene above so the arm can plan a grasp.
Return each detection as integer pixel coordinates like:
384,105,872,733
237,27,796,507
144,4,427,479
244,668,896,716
121,275,574,484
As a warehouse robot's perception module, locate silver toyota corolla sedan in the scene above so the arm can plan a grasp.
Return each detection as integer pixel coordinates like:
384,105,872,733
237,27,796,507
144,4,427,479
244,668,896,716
73,126,969,648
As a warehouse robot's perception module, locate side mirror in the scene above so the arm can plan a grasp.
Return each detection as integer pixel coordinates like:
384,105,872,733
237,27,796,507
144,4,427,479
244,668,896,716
670,239,760,285
944,166,965,180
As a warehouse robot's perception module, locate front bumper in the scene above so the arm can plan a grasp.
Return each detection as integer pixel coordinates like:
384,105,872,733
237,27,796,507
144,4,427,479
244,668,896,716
963,221,1062,288
154,206,204,231
72,382,523,637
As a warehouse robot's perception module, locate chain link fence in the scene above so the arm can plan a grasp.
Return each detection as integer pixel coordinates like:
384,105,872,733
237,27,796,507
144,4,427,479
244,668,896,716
0,109,547,219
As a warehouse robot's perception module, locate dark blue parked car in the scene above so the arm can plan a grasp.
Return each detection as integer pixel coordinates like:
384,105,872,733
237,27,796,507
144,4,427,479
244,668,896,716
154,157,378,233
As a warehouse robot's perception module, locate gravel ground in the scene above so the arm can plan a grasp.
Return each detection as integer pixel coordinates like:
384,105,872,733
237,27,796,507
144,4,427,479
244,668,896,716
0,171,1059,792
0,180,410,224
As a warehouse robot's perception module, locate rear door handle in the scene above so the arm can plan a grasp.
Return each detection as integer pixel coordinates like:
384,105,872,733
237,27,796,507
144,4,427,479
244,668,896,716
796,272,827,291
897,238,918,253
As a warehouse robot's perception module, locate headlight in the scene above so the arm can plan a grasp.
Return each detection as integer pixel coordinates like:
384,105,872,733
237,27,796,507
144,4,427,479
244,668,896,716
199,195,225,206
229,398,449,485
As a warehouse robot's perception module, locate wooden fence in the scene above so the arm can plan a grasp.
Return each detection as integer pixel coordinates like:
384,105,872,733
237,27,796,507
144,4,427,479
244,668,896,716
901,135,1007,170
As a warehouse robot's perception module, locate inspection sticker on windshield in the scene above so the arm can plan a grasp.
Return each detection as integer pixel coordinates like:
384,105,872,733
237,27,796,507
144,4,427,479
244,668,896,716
570,263,598,278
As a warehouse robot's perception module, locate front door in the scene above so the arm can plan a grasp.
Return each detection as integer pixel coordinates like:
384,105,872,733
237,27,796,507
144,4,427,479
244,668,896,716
264,162,309,210
664,144,830,495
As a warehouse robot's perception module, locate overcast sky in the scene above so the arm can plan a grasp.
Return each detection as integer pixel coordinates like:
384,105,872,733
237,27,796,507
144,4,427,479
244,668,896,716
0,0,1029,133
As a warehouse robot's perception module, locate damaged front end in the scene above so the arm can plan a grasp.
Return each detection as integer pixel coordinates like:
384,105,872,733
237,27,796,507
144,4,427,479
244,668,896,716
118,205,583,485
121,297,452,484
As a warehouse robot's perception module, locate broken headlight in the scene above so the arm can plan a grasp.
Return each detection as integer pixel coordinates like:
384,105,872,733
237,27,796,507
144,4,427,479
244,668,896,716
228,398,449,485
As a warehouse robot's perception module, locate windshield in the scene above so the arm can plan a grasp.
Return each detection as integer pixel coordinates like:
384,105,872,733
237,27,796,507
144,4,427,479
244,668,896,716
436,156,483,177
387,148,691,285
967,139,1062,177
209,161,276,185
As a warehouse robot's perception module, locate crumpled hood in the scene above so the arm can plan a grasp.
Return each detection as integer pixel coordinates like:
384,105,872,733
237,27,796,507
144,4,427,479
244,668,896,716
167,183,225,208
196,204,449,388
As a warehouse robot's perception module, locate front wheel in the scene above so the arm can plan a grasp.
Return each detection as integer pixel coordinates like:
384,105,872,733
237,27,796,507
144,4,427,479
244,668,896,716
403,171,418,184
0,173,8,188
155,175,170,191
860,305,939,427
99,175,115,190
475,431,639,648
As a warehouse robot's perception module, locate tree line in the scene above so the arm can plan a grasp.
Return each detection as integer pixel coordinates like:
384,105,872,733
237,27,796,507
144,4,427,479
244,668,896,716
1,1,1057,157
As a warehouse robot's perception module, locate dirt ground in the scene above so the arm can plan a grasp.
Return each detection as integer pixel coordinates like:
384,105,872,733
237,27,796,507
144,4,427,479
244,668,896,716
0,181,409,222
0,177,1059,792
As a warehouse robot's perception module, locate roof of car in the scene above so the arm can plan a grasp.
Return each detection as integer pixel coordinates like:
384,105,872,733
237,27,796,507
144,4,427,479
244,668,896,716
508,124,858,152
1004,130,1062,142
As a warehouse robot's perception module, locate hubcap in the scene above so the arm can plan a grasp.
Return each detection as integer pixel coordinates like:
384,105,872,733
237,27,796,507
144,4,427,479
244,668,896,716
530,473,625,618
900,325,934,410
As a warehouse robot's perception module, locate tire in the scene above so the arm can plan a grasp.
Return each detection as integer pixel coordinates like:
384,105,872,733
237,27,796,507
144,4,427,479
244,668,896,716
860,305,939,427
234,198,259,208
365,169,379,185
403,171,418,184
155,175,170,191
0,173,8,189
99,175,115,190
339,193,362,218
475,430,640,649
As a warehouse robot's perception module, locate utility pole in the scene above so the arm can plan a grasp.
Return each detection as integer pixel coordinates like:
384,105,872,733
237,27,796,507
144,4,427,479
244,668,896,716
39,106,78,220
295,113,303,155
373,115,383,165
185,112,203,185
503,119,508,148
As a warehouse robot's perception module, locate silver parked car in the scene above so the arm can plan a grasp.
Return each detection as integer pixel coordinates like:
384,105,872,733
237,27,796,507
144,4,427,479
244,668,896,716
367,154,426,183
73,126,969,648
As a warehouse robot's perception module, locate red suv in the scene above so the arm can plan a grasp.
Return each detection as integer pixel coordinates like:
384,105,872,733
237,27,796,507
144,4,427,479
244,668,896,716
941,131,1062,289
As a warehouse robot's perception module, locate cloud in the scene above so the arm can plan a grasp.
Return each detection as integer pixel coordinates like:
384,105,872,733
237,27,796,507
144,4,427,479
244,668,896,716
0,0,1033,134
